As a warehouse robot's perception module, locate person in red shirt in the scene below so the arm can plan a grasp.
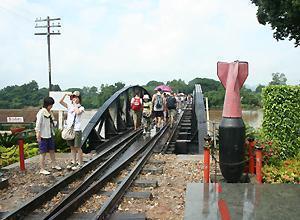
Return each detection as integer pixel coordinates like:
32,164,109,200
130,93,143,130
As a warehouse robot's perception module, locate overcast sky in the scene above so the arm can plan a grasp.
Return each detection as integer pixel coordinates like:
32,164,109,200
0,0,299,90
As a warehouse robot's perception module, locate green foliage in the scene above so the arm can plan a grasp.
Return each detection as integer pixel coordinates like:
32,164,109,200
0,143,39,167
204,89,225,108
145,80,163,87
0,133,18,148
167,79,190,94
255,84,265,93
262,85,300,160
251,0,300,47
263,154,300,183
0,79,262,110
143,81,163,95
0,80,47,108
188,77,221,93
97,82,125,107
53,129,69,152
245,123,262,140
241,87,261,107
51,84,61,91
81,86,99,109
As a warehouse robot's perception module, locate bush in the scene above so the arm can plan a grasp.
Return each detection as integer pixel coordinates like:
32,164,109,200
0,133,18,148
0,143,39,167
263,153,300,183
53,129,69,152
262,85,300,160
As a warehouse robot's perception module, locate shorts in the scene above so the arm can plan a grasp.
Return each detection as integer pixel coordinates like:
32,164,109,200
142,116,151,126
154,111,164,118
168,109,177,117
39,137,55,154
67,131,82,148
132,110,142,123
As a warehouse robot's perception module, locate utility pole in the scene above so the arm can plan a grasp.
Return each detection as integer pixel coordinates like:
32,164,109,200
35,16,61,93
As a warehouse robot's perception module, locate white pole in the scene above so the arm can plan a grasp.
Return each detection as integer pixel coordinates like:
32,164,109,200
205,97,210,134
58,110,63,129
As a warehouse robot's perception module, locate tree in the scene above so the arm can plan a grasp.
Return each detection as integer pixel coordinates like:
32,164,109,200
241,87,261,107
51,84,61,91
269,72,287,85
145,80,163,88
204,90,225,108
0,80,47,108
188,78,222,93
81,86,99,108
143,80,164,95
255,84,265,93
114,82,125,90
166,79,189,94
251,0,300,47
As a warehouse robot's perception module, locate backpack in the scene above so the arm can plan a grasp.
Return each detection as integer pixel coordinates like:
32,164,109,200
166,96,176,109
155,94,162,109
131,97,141,111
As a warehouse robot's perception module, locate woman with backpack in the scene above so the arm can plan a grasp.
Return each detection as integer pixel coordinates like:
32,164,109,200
130,93,143,130
152,88,165,131
166,92,178,128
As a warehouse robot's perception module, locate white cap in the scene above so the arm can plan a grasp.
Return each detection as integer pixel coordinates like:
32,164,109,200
72,91,80,96
143,94,150,99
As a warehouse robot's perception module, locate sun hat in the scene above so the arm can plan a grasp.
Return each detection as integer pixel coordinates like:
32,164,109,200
143,94,150,99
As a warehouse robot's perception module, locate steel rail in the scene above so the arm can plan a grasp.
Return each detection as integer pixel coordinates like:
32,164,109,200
48,126,167,220
95,125,169,219
42,129,142,220
3,130,140,220
162,110,184,153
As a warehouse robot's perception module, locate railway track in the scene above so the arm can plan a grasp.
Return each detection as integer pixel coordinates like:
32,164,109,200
2,129,142,220
3,124,171,220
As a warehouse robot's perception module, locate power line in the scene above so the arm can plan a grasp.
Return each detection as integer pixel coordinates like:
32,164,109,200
35,16,61,94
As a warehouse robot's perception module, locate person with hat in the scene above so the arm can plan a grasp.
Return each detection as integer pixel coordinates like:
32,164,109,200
59,91,85,170
142,94,152,134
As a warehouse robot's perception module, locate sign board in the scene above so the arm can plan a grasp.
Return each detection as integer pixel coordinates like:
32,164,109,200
49,91,72,111
7,117,24,123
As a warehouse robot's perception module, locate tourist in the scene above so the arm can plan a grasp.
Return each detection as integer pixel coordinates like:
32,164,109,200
142,94,152,134
130,93,143,130
166,92,178,128
152,88,165,131
59,91,85,170
35,97,61,175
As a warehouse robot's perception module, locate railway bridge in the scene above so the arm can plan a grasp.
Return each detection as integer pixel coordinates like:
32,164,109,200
1,82,299,220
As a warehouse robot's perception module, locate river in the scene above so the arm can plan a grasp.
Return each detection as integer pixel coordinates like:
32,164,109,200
208,109,263,128
81,109,263,131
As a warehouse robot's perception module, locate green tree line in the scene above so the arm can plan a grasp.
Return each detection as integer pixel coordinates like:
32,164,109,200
0,77,266,109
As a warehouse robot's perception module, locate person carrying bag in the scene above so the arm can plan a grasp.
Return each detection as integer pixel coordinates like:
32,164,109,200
59,91,85,170
61,115,76,140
